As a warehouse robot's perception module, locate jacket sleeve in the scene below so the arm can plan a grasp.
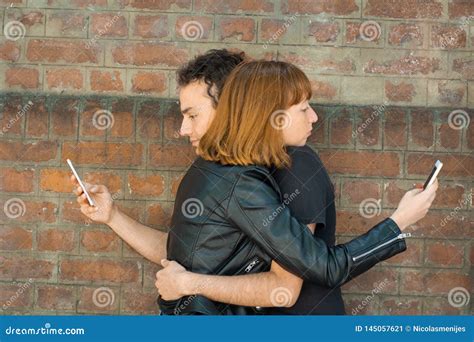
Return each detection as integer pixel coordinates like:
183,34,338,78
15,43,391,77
226,168,407,288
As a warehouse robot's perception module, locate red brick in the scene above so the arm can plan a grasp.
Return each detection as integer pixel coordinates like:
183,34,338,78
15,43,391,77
431,25,467,49
175,16,212,40
40,168,74,193
336,209,387,235
112,42,189,67
0,97,24,136
170,173,184,198
145,202,171,228
149,144,195,168
344,294,379,315
0,282,33,310
330,109,353,145
400,270,470,295
388,23,423,46
385,80,416,102
109,98,134,138
36,285,75,311
137,100,162,140
364,55,440,75
449,0,474,19
383,239,423,266
25,98,48,138
83,171,122,194
425,240,464,267
121,288,159,314
0,226,32,250
46,68,83,90
407,153,473,178
219,17,255,42
261,19,291,42
0,199,57,223
383,108,407,147
364,0,443,19
163,106,187,142
131,71,167,94
62,141,143,166
7,10,44,28
0,167,34,193
133,14,168,38
81,230,120,253
0,141,57,162
77,286,119,312
309,79,337,100
90,70,124,92
307,21,340,43
90,13,128,37
410,109,434,148
79,99,107,138
0,41,20,62
346,22,382,44
452,58,474,80
47,11,87,36
5,67,40,89
27,39,101,64
423,297,465,315
342,268,398,294
120,0,191,11
283,0,359,15
380,298,421,315
196,0,274,13
307,107,327,145
51,98,79,137
432,80,466,106
407,211,472,239
320,150,401,177
355,107,381,147
37,228,75,252
127,173,165,197
342,179,381,205
59,258,140,283
0,256,54,280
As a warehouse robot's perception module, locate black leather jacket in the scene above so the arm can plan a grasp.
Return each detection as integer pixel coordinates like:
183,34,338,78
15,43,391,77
159,157,408,315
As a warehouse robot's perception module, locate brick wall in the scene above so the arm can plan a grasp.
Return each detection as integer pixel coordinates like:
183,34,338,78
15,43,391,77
0,0,472,315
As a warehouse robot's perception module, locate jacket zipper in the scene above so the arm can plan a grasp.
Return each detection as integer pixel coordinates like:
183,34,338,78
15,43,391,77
352,233,411,262
244,257,260,273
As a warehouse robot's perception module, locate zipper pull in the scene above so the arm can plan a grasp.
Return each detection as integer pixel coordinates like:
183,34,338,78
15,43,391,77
398,233,411,239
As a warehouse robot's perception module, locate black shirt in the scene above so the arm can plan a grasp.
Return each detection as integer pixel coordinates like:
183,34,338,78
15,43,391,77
267,145,346,315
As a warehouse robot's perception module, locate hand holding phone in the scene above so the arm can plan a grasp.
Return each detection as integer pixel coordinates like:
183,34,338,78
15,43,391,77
67,159,95,207
423,160,443,190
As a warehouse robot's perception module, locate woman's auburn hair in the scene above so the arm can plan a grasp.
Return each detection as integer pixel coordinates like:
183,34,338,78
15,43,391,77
198,60,312,168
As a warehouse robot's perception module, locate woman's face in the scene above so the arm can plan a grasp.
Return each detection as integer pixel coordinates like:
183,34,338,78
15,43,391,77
281,100,318,146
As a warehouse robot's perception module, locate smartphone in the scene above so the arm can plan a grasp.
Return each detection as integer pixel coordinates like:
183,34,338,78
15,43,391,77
423,160,443,190
67,158,95,206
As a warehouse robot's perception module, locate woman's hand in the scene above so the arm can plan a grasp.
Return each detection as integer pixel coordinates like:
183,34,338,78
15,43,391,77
70,175,116,225
155,259,190,300
390,178,439,230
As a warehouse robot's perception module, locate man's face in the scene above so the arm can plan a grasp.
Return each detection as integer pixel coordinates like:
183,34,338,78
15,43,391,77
178,80,216,150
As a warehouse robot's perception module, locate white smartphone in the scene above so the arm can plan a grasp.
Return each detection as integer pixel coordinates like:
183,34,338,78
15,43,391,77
67,158,95,206
423,160,443,190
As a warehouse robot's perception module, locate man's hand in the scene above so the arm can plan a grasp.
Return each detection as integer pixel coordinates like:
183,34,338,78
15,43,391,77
155,259,189,300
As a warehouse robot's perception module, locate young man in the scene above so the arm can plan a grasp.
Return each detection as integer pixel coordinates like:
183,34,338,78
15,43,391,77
72,50,437,315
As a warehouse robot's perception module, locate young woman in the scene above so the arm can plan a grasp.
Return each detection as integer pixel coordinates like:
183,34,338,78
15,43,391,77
156,60,438,315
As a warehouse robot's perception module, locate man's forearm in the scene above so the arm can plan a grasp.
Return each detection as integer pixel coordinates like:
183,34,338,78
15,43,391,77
107,206,167,264
182,271,297,308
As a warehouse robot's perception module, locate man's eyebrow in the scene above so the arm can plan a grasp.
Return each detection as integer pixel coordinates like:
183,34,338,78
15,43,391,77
181,107,192,115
